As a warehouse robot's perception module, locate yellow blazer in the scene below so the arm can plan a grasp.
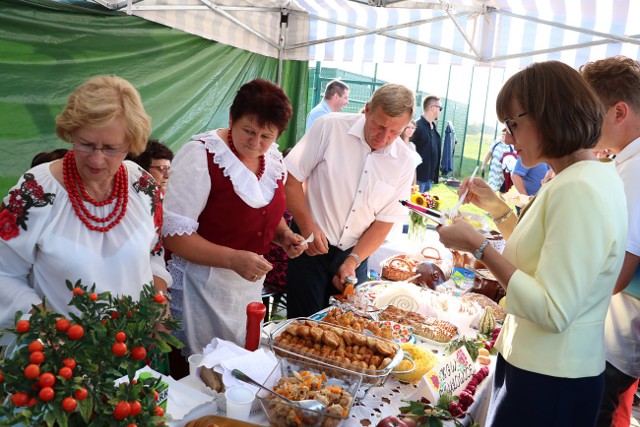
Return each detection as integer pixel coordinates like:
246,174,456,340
496,160,627,378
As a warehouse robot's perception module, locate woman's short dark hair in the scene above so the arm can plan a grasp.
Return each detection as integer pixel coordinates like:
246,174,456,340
229,79,293,136
31,148,69,168
496,61,604,158
127,140,174,171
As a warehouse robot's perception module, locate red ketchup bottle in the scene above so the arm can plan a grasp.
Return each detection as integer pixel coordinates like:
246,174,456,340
245,302,267,351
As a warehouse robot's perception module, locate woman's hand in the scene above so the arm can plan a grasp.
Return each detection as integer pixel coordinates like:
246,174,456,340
277,229,308,259
460,177,508,218
229,250,273,282
436,218,486,254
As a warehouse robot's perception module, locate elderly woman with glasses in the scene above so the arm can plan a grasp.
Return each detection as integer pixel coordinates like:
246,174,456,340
437,61,627,426
0,75,171,331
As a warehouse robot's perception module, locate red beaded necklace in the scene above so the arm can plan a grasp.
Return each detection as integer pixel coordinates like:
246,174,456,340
62,151,128,233
227,128,265,180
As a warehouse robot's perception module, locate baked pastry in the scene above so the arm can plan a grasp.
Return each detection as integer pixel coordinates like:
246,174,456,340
199,366,224,393
272,319,398,374
461,292,506,321
322,308,393,340
379,305,458,343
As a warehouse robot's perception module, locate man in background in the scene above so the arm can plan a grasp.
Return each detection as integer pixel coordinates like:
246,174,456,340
582,56,640,427
285,84,416,318
305,79,350,131
412,95,442,192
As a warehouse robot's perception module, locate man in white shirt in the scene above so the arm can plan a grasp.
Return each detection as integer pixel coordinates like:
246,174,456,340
305,79,350,131
582,56,640,427
285,83,416,317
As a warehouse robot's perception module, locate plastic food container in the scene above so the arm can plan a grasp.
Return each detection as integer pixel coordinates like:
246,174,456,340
256,356,362,427
268,318,404,388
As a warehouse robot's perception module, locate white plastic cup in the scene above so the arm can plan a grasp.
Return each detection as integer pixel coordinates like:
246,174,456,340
188,353,204,378
224,386,255,421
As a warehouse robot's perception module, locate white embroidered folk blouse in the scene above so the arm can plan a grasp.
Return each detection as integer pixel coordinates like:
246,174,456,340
0,160,171,330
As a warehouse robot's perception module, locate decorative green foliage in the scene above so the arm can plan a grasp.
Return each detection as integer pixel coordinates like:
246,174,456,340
0,280,182,426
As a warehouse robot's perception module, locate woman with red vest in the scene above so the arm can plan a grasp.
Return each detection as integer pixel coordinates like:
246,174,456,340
162,79,307,356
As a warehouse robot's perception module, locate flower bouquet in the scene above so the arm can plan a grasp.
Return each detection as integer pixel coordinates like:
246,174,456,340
407,186,440,243
0,280,182,426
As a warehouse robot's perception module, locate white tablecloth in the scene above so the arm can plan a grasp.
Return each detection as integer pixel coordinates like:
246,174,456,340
171,348,495,427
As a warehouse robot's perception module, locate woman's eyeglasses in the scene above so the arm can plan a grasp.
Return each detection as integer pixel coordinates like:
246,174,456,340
73,142,127,157
505,112,527,135
149,165,171,174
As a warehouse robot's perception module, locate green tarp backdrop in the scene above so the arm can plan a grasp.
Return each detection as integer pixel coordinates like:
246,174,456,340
0,0,309,178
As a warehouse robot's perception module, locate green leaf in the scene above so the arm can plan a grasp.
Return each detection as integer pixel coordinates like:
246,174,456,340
154,339,171,353
427,418,444,427
399,400,430,415
437,392,456,408
55,410,69,427
79,395,93,422
156,331,184,349
44,408,56,426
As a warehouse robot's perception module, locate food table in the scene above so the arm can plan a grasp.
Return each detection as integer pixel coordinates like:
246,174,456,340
169,351,494,427
168,303,497,427
167,220,501,426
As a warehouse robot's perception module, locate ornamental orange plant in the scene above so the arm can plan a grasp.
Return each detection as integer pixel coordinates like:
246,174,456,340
0,280,182,426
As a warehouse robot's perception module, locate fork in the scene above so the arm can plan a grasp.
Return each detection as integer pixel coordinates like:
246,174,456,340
447,165,479,221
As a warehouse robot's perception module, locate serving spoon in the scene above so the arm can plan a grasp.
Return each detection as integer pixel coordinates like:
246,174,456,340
231,369,327,417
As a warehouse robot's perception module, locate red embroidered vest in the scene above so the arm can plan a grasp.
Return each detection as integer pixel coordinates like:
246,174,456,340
196,147,286,255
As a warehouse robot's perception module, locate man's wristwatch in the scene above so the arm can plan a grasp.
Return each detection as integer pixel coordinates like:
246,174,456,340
346,252,361,268
474,239,490,261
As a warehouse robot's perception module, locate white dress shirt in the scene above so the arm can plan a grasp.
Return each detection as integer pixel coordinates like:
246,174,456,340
285,113,415,249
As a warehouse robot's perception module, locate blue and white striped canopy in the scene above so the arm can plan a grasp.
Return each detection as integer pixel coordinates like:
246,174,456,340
121,0,640,69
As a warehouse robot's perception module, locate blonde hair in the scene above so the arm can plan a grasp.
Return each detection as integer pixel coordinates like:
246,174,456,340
56,75,151,156
368,84,415,118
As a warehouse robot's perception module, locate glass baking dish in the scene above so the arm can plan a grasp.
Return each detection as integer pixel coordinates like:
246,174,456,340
267,318,405,389
256,355,362,427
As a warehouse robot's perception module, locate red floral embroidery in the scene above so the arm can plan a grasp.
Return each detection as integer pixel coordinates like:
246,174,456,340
0,173,55,241
133,170,164,256
0,208,19,240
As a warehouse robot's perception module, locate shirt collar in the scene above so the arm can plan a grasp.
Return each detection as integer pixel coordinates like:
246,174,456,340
347,115,399,158
615,135,640,163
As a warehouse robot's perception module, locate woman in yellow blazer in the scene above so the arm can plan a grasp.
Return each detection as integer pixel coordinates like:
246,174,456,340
437,61,628,427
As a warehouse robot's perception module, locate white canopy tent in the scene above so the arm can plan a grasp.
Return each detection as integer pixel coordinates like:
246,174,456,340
96,0,640,75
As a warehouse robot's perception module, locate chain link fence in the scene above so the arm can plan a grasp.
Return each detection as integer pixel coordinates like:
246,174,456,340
308,66,494,179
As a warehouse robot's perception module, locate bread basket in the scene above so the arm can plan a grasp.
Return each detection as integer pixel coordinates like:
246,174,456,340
380,254,420,282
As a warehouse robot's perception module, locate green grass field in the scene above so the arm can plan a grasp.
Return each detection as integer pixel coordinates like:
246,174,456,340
452,132,495,178
0,177,18,200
